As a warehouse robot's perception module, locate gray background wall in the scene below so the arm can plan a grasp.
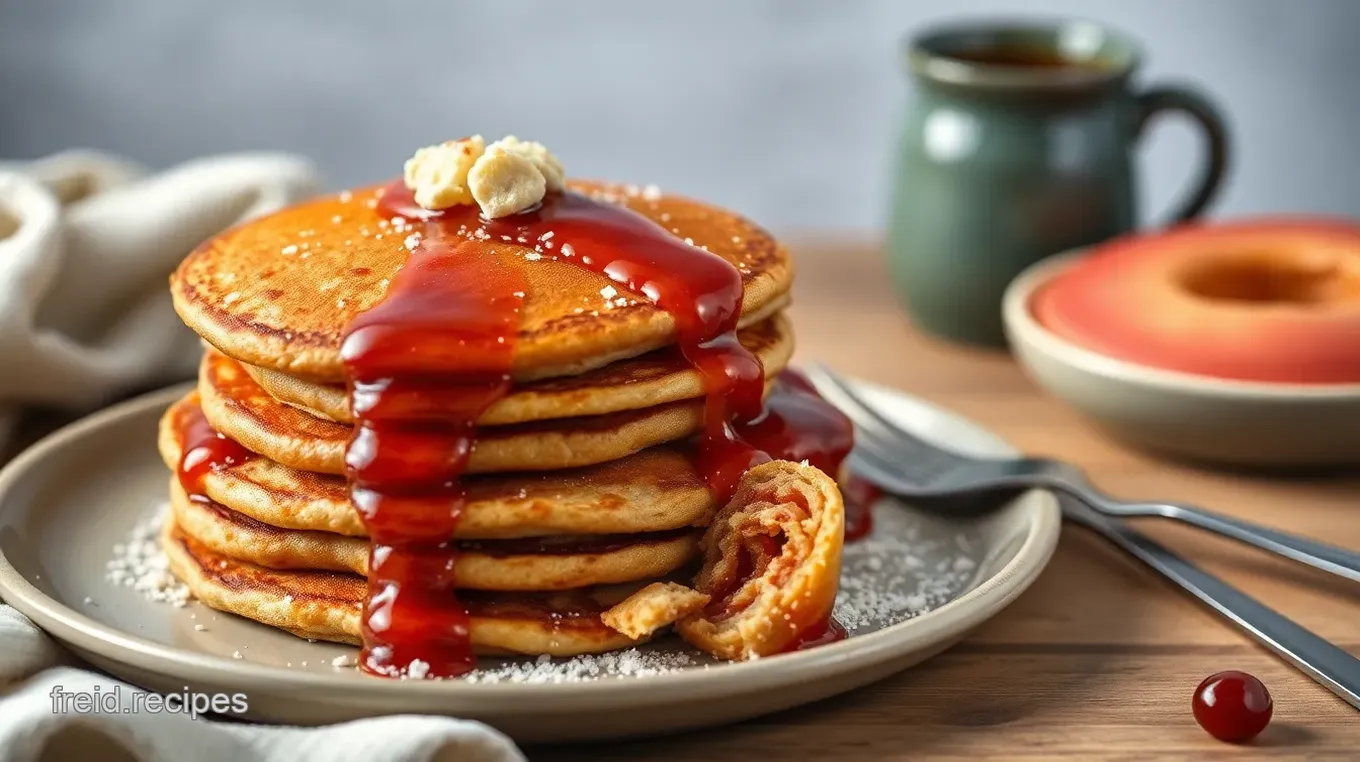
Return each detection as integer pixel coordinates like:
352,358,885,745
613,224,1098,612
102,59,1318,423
2,0,1357,231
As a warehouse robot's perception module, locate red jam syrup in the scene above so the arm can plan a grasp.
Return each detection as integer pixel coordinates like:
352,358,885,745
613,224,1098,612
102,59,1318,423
379,184,769,496
175,404,255,498
782,617,849,652
840,476,880,542
744,368,876,541
340,231,524,679
343,181,862,678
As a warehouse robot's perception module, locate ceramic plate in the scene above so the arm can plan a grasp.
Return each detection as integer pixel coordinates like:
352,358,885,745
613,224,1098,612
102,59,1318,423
0,382,1060,742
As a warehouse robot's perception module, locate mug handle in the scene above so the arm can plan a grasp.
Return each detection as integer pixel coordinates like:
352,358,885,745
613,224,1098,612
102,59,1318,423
1134,85,1230,225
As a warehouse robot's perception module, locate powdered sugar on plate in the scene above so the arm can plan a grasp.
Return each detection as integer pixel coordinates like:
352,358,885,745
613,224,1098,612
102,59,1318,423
833,505,981,632
464,650,704,684
104,502,191,607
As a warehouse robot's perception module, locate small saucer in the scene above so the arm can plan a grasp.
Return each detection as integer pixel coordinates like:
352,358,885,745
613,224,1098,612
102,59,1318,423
1004,251,1360,467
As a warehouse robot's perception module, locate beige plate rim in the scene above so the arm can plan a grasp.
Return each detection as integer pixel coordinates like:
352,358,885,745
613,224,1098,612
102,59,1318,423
0,382,1061,709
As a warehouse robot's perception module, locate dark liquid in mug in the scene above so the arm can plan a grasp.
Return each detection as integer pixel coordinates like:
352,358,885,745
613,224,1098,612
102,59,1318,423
945,44,1104,71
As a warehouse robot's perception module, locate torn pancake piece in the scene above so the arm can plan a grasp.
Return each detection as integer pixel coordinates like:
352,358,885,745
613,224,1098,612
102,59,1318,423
676,460,844,660
601,581,710,640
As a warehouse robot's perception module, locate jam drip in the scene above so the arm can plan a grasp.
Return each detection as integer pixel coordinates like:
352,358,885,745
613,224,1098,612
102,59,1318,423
350,183,865,675
340,234,525,679
380,185,768,501
176,403,256,497
841,477,879,542
736,369,852,476
737,369,875,541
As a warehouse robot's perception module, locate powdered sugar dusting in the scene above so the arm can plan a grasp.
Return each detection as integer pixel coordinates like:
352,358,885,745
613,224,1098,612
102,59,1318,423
833,505,981,631
463,649,702,684
104,502,191,607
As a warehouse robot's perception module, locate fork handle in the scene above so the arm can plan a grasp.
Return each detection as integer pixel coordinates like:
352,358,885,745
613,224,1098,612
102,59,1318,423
1062,498,1360,710
1051,478,1360,584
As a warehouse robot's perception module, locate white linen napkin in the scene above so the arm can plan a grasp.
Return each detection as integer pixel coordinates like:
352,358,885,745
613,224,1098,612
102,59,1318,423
0,607,523,761
0,149,319,444
0,152,525,761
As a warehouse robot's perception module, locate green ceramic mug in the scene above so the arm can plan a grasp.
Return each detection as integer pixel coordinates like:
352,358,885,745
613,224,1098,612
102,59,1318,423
887,19,1230,347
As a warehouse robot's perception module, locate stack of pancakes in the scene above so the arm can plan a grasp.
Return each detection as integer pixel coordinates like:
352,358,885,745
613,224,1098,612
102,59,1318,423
159,181,796,658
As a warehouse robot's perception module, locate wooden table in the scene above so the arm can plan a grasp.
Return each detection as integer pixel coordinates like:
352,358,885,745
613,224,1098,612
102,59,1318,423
541,241,1360,760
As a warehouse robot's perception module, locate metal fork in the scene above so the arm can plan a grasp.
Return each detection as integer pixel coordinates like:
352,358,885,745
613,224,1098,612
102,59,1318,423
802,364,1360,583
1060,493,1360,709
803,364,1360,709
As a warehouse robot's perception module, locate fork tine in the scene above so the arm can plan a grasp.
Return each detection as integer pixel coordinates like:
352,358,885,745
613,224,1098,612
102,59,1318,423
803,362,971,472
846,420,913,464
849,446,919,490
848,445,892,475
851,422,965,494
802,364,962,493
801,363,905,439
803,363,952,451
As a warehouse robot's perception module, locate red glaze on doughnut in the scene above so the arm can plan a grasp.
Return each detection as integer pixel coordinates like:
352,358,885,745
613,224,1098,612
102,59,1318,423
1032,218,1360,384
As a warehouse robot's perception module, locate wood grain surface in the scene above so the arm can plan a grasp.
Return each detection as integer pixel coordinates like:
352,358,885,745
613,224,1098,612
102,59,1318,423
536,240,1360,760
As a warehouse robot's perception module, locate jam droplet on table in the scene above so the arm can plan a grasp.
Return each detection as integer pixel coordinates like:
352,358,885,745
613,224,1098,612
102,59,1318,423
1192,670,1273,743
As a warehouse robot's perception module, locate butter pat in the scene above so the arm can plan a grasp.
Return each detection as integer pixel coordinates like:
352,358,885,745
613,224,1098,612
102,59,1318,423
403,134,566,218
489,136,565,192
468,147,547,219
403,135,485,210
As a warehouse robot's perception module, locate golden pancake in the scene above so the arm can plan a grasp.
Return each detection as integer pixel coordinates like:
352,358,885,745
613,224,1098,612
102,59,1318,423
198,348,758,475
244,314,794,425
160,394,718,539
169,477,700,589
162,521,646,655
171,181,793,383
601,582,710,640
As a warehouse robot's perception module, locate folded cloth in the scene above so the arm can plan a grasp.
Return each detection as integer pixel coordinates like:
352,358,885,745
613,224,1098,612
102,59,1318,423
0,150,319,446
0,154,526,760
0,607,523,761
